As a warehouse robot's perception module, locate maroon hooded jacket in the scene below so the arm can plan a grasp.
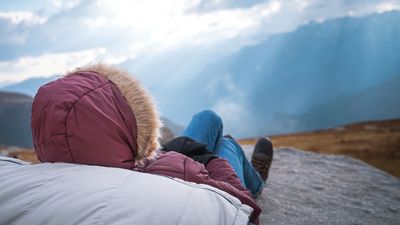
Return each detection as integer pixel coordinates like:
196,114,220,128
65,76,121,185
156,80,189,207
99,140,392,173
31,64,261,224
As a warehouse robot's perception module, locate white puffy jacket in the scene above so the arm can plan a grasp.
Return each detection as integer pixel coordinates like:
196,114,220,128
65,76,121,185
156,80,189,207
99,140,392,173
0,156,252,225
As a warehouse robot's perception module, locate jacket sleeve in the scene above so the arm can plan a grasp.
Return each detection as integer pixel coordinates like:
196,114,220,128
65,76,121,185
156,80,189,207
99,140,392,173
162,136,218,165
205,158,252,196
184,157,262,224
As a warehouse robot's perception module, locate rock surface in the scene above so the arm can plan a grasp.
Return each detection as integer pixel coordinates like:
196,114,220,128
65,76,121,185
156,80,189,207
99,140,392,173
242,146,400,225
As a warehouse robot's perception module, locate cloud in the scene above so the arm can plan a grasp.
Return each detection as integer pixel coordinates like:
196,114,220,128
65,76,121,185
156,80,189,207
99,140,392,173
49,0,63,8
212,98,255,136
0,0,399,86
84,0,282,52
0,11,47,25
205,72,257,136
0,0,282,57
0,11,47,45
48,0,81,9
205,72,237,98
186,0,264,14
376,1,400,13
0,0,281,84
0,48,114,83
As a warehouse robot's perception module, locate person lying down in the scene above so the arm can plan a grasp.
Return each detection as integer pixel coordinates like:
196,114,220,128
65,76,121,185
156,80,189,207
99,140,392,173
29,63,274,225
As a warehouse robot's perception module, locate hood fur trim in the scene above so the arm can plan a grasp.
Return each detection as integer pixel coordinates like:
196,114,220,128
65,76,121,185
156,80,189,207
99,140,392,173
67,63,162,161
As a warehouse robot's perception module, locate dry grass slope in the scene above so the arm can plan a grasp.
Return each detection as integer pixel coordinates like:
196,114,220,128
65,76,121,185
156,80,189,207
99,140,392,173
0,148,39,163
240,118,400,177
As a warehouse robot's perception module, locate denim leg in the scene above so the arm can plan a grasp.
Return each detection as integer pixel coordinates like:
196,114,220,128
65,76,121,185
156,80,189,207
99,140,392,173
214,138,246,186
243,153,265,197
181,110,223,151
214,138,265,197
182,110,265,197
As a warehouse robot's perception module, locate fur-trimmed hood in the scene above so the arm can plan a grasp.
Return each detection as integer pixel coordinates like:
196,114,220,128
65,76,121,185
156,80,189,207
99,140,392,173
31,63,161,169
68,64,162,159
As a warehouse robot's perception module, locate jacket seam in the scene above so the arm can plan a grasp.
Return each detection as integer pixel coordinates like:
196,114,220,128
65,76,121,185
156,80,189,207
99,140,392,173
95,173,132,225
19,167,50,225
176,157,192,225
64,81,111,163
32,99,51,147
176,188,194,225
169,176,251,225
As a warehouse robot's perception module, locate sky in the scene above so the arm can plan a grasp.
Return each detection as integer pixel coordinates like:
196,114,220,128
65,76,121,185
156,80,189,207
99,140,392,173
0,0,399,85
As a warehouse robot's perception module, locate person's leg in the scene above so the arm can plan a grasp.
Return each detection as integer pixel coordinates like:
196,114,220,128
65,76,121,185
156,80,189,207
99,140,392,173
181,110,223,151
214,137,265,197
182,110,264,197
214,138,246,185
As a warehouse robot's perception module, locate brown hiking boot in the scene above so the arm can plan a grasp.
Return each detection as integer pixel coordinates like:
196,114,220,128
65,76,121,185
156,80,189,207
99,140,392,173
251,137,273,182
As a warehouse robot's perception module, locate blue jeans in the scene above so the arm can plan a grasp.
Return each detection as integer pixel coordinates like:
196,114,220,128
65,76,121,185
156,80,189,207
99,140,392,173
182,110,264,197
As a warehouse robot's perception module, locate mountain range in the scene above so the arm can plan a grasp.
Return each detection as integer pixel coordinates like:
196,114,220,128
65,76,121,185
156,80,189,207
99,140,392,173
273,75,400,134
0,92,33,147
152,11,400,136
229,11,400,114
2,11,400,137
1,76,57,97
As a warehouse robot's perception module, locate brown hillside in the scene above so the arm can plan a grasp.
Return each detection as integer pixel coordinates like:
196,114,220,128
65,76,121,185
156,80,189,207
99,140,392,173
240,118,400,177
0,148,39,163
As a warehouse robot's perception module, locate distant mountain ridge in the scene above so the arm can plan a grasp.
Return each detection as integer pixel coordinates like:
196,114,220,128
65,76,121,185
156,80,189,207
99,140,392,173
170,11,400,136
1,76,57,97
264,74,400,134
0,91,33,148
296,74,400,131
0,92,32,103
2,11,400,137
229,11,399,111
